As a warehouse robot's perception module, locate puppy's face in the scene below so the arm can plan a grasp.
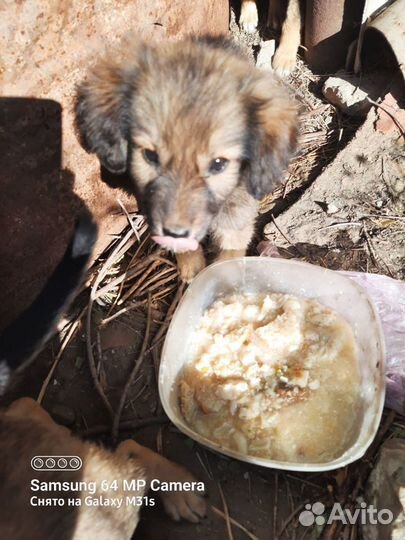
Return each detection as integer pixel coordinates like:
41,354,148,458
76,37,297,245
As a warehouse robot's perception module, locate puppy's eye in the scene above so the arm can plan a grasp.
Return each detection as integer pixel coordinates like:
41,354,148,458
142,148,160,167
208,157,229,175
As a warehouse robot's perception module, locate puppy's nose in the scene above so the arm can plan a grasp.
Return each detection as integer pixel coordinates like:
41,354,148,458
162,226,190,238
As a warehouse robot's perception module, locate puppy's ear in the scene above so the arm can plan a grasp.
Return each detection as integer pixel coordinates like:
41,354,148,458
75,59,135,174
243,74,298,200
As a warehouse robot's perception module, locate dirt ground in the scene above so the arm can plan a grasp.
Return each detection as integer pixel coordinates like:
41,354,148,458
2,9,405,540
264,108,405,280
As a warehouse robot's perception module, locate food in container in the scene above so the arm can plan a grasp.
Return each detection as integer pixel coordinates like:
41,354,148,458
159,258,385,472
178,292,361,463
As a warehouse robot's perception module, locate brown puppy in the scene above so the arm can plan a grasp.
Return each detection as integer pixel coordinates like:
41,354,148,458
75,36,297,282
0,398,206,540
239,0,302,75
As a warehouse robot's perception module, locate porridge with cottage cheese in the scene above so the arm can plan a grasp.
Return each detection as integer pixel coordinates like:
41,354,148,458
178,292,361,463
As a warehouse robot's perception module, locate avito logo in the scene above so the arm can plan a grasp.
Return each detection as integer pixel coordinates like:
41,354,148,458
299,501,393,527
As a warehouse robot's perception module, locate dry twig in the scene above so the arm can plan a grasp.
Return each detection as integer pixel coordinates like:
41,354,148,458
270,215,306,257
211,505,259,540
37,307,87,404
218,482,234,540
86,229,137,417
111,298,152,441
151,282,185,381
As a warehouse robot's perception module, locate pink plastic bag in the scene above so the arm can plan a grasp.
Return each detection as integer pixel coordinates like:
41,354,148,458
341,271,405,416
258,242,405,415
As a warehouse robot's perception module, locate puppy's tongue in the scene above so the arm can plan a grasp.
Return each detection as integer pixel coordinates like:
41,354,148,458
152,235,199,253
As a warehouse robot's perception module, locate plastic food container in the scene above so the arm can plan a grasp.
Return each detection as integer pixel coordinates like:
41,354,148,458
158,257,385,472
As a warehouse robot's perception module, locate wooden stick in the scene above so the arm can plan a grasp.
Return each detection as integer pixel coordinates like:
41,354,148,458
37,307,86,404
87,228,136,418
111,299,152,441
211,505,259,540
218,483,234,540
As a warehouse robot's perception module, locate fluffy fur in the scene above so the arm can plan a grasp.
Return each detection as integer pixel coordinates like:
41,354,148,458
76,36,298,281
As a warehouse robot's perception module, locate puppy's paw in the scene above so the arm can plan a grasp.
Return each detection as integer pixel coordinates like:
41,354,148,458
176,249,206,283
117,440,206,523
272,46,297,77
159,463,207,523
239,0,258,33
215,249,246,262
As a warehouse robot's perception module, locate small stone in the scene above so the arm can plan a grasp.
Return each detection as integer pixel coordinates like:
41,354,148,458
375,93,405,136
323,71,375,117
256,40,276,71
263,223,272,237
326,203,339,214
